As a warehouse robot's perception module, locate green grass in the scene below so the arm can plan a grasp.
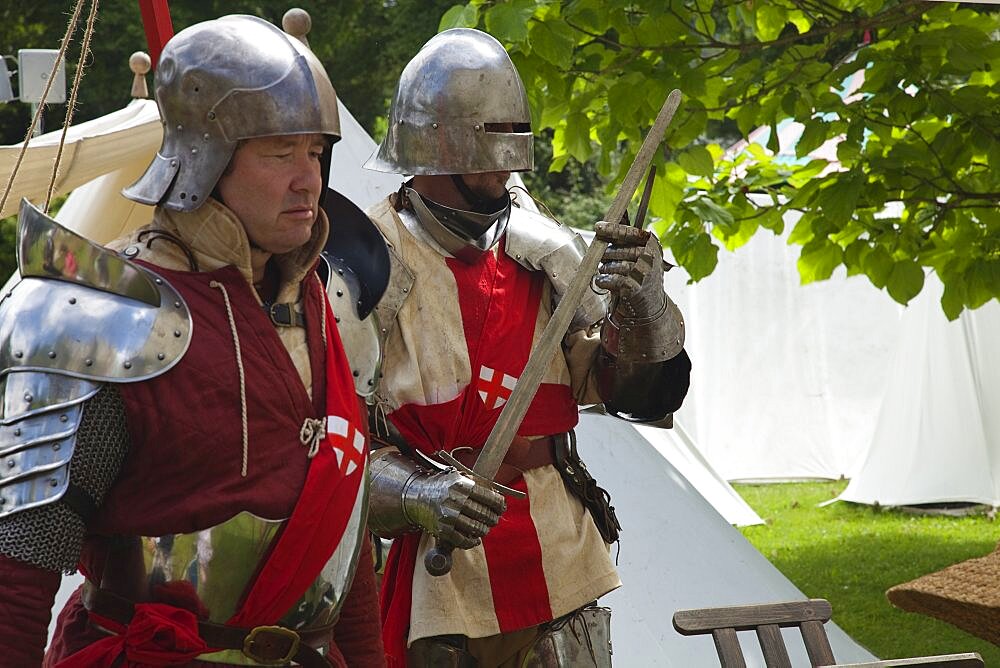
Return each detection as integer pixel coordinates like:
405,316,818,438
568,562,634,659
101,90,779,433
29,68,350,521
734,481,1000,663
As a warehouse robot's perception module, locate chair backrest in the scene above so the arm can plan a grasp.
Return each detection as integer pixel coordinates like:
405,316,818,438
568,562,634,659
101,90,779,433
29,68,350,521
672,599,836,668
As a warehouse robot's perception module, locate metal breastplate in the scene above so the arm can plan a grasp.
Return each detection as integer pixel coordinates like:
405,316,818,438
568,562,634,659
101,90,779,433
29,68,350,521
96,483,368,665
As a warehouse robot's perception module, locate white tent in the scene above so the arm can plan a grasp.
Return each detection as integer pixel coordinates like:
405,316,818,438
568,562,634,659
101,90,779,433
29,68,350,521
577,413,876,665
839,276,1000,507
661,114,903,482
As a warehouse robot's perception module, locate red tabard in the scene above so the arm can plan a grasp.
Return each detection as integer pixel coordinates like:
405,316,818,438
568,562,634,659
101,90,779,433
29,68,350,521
48,264,367,667
380,244,579,666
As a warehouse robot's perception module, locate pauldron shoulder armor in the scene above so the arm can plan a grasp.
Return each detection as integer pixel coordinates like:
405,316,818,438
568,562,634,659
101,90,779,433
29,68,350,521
504,205,609,331
319,189,393,398
0,200,192,518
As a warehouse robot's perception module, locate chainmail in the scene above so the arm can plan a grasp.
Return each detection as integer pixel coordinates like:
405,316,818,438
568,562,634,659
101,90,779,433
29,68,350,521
0,386,130,573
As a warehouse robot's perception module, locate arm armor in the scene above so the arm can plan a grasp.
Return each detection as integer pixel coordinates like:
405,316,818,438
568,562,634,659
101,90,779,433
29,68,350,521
0,201,189,571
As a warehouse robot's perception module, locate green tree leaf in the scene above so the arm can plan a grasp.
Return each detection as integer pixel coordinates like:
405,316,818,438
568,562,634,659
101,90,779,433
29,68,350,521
677,145,714,177
886,260,925,305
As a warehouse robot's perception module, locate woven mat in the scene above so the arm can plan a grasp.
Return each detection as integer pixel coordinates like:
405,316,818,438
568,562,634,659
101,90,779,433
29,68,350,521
887,545,1000,646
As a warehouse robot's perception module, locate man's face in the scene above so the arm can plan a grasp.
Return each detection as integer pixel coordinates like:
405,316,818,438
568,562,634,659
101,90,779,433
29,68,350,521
461,170,511,202
216,134,327,255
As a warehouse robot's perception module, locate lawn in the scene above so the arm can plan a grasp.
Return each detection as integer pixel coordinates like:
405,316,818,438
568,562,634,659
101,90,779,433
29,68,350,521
734,481,1000,663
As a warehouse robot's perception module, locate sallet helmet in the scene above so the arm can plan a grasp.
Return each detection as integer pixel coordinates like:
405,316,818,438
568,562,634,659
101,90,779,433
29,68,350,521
365,28,532,176
124,14,341,211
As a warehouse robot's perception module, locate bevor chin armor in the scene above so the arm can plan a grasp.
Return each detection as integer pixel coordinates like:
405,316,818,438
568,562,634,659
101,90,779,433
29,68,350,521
124,14,341,212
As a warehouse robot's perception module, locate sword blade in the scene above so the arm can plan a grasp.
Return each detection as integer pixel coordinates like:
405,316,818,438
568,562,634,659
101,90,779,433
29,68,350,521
472,89,683,481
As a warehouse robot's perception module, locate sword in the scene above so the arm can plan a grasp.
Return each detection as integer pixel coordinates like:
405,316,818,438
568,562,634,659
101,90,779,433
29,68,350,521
425,89,683,576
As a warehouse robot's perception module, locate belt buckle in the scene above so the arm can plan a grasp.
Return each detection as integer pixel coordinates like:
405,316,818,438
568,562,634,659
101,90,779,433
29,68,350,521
243,625,300,665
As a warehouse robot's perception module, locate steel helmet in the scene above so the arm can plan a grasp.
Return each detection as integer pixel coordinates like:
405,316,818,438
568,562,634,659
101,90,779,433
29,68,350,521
124,14,341,211
365,28,532,176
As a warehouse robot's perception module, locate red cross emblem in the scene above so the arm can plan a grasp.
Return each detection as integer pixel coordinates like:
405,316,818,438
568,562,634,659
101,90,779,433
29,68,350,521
326,415,366,477
477,365,517,410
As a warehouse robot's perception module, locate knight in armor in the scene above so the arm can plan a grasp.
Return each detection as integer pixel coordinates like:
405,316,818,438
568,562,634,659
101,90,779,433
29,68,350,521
0,15,387,667
363,29,692,667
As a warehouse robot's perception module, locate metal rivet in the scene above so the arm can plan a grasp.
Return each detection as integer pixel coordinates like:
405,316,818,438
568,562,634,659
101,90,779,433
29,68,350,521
203,133,210,140
13,351,22,359
335,316,341,323
124,361,133,369
85,359,93,366
69,297,77,305
49,478,58,487
208,111,216,120
381,328,387,333
474,124,481,131
336,290,344,297
368,379,374,386
52,443,61,451
59,414,68,423
398,119,404,125
155,278,163,285
515,254,521,259
23,392,33,403
124,246,139,257
402,287,408,293
191,195,198,202
13,428,20,436
174,301,181,308
176,124,183,131
337,268,344,275
174,330,182,337
48,351,56,359
157,353,165,360
353,370,360,377
7,460,15,468
179,192,187,199
432,122,439,129
170,159,178,167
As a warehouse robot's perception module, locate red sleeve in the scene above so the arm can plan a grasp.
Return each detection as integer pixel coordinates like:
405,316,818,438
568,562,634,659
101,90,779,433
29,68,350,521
328,533,386,668
0,554,62,665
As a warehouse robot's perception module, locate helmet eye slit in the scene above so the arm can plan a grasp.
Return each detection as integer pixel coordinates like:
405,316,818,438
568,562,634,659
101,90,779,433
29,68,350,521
483,122,530,134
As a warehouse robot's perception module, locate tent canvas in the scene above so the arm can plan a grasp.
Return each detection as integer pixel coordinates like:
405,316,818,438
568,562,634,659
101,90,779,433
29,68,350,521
578,413,876,665
839,276,1000,508
661,103,902,482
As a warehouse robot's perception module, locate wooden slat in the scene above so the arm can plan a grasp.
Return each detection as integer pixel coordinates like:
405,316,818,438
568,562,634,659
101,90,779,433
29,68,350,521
822,653,984,668
711,628,747,668
674,600,833,634
757,624,792,668
800,620,836,666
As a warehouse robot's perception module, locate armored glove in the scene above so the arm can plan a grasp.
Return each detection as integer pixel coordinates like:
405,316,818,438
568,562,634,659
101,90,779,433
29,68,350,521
594,221,684,363
368,450,506,549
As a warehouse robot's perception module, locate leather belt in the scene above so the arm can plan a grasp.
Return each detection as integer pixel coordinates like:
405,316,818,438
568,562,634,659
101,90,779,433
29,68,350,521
82,582,332,667
443,433,566,486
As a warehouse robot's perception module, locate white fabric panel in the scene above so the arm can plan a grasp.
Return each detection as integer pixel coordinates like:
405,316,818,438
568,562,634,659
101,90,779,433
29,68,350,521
328,102,402,210
577,413,876,666
840,277,1000,506
0,100,162,219
662,220,901,481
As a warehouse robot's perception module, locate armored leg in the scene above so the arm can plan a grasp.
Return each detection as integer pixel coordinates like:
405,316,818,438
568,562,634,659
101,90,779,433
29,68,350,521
522,605,613,668
408,635,476,668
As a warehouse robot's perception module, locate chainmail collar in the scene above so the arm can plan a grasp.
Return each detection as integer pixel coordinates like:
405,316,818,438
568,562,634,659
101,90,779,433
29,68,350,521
404,186,510,264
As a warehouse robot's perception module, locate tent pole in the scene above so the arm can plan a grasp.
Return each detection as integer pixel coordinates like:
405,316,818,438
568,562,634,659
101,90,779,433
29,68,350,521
138,0,173,69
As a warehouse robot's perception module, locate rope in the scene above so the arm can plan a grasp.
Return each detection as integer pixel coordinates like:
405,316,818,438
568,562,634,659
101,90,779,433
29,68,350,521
210,280,250,477
299,418,326,459
45,0,100,211
0,0,87,216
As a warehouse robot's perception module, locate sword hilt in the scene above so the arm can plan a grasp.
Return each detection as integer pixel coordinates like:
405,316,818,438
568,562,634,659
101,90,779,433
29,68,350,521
425,539,454,576
424,451,524,576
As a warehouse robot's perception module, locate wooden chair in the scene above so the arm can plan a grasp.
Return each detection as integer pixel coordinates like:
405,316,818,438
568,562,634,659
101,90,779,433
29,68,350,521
672,599,984,668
